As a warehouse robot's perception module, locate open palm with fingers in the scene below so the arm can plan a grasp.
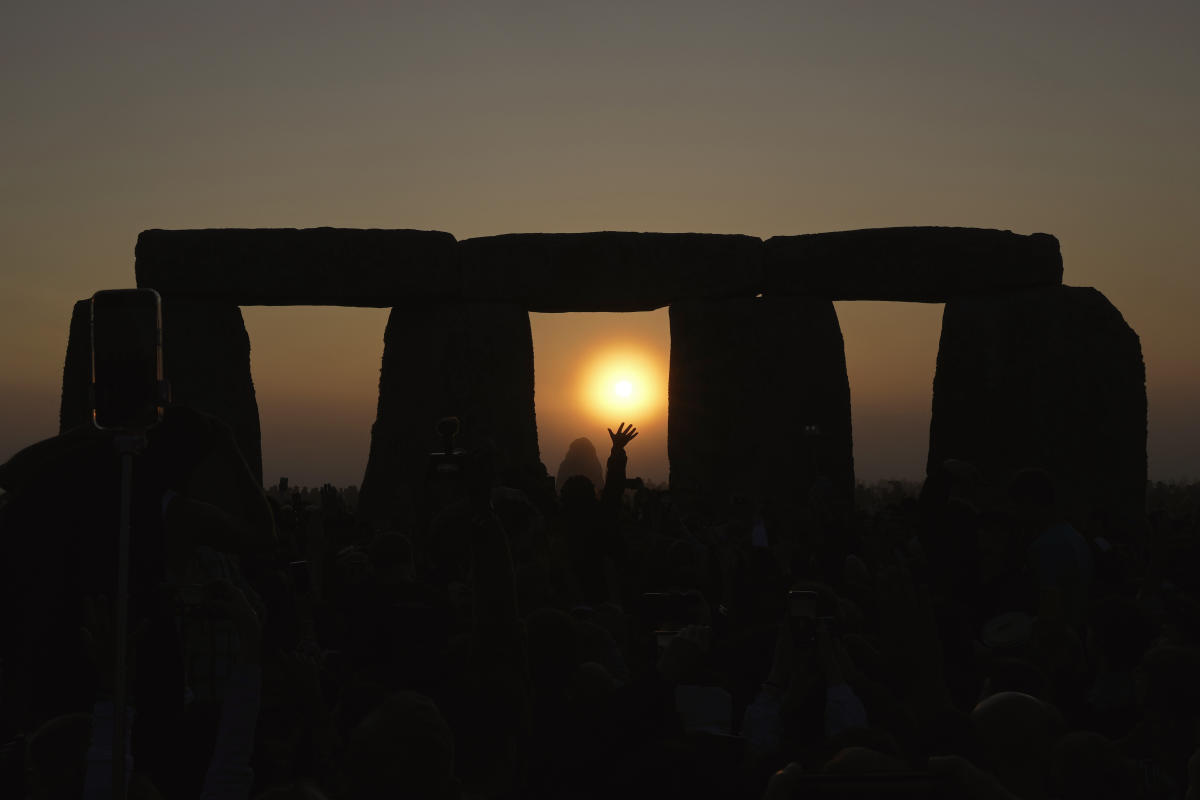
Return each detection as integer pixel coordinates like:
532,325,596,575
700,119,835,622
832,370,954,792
608,422,638,451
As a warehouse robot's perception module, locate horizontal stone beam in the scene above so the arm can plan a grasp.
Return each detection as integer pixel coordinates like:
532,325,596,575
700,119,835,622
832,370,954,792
135,226,1061,308
135,228,459,306
459,232,765,312
765,227,1062,303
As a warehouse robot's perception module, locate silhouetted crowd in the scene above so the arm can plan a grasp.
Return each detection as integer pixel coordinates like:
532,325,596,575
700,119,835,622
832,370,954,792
2,406,1200,799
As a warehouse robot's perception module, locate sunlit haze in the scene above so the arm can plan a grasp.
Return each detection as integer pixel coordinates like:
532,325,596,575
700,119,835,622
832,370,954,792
3,2,1198,487
531,311,670,487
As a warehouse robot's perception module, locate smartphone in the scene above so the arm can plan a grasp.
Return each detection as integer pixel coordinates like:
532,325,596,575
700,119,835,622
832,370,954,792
91,289,165,431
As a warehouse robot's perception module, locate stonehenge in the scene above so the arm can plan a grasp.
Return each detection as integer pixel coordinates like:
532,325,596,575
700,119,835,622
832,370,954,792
56,225,1147,529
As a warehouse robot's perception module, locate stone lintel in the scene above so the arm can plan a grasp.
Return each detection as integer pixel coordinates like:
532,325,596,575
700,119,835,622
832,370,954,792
765,226,1062,302
135,228,459,306
459,232,764,312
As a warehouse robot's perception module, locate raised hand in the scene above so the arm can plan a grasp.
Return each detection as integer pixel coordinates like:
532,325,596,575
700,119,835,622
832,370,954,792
607,422,639,451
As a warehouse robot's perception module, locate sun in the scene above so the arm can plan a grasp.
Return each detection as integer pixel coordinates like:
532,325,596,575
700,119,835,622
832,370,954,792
578,346,665,421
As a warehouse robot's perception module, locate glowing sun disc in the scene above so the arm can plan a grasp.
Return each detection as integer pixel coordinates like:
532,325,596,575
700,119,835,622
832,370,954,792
579,347,665,421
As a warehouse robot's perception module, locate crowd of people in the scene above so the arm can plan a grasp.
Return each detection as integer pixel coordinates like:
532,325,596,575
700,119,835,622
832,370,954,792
1,405,1199,799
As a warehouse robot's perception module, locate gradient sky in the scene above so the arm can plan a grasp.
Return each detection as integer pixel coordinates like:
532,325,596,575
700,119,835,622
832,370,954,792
3,2,1197,488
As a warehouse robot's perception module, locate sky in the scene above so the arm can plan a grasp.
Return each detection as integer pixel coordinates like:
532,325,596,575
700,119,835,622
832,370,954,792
3,2,1198,488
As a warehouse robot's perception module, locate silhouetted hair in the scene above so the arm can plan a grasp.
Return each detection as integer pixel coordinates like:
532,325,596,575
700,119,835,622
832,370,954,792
560,474,598,508
343,692,456,800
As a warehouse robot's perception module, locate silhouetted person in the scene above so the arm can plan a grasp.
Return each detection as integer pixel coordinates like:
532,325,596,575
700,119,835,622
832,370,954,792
1008,468,1093,628
0,405,274,795
557,423,637,605
555,437,604,495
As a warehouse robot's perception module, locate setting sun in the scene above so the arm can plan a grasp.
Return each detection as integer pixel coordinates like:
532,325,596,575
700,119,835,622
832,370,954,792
578,345,666,422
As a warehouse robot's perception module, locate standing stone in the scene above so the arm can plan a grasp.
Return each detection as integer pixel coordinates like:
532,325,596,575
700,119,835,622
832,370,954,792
929,286,1146,532
59,299,93,431
160,299,262,483
668,296,854,520
57,297,261,482
358,302,541,527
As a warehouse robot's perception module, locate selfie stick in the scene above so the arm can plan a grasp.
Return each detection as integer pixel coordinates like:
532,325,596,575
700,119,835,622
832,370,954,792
112,433,145,800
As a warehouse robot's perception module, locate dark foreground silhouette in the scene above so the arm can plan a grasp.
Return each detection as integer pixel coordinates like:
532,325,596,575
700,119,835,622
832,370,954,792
1,409,1195,799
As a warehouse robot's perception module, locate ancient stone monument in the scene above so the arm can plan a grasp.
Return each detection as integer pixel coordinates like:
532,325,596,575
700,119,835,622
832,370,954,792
58,225,1147,530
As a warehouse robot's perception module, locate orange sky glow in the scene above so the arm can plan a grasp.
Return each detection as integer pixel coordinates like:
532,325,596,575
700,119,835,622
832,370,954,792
3,3,1198,488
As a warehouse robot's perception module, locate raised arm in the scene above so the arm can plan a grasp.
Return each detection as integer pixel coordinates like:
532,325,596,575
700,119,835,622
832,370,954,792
601,422,638,510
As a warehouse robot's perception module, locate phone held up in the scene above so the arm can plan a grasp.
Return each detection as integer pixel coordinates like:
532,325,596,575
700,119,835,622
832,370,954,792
90,288,168,433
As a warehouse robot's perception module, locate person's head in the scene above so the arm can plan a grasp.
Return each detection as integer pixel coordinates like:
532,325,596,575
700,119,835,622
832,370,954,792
822,746,909,774
559,474,597,514
1049,731,1143,800
342,692,459,800
980,658,1052,703
971,692,1065,797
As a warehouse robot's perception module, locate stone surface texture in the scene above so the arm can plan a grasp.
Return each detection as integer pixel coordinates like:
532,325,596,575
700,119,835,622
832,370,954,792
765,227,1062,302
459,232,764,311
357,302,541,526
135,228,459,306
668,296,854,518
928,285,1146,530
59,300,93,431
58,297,262,481
158,299,263,482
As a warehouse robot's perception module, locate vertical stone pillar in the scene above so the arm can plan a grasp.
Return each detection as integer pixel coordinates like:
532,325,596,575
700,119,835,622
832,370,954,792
668,296,854,520
358,302,541,527
57,297,262,482
160,299,262,483
59,299,92,431
929,286,1146,531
